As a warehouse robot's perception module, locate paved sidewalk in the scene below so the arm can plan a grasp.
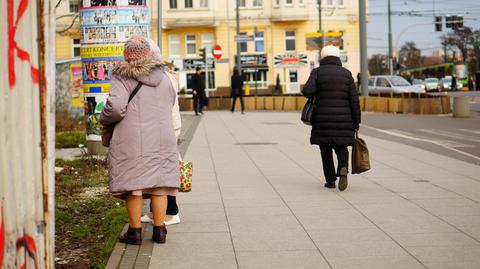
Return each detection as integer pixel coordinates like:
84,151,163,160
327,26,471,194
131,111,480,268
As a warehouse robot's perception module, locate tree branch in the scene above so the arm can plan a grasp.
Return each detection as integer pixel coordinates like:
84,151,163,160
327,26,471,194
56,14,80,34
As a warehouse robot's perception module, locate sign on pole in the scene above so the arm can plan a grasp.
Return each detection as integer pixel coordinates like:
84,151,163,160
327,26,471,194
235,35,255,43
213,45,222,59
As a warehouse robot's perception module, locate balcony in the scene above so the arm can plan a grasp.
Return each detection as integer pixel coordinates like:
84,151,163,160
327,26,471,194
271,6,309,22
163,9,216,28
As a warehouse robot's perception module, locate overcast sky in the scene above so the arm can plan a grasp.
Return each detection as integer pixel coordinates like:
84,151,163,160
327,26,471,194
367,0,480,56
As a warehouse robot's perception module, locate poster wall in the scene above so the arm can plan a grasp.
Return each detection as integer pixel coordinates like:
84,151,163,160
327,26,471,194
80,2,148,140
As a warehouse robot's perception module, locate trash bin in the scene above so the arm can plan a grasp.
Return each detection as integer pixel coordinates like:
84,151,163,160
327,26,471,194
244,84,250,96
453,96,470,118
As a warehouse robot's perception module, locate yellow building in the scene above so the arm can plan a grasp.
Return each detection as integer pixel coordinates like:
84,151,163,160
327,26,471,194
56,0,364,96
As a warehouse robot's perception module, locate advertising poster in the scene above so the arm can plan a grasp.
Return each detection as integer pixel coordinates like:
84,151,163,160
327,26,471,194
306,31,344,51
70,63,84,108
80,4,149,140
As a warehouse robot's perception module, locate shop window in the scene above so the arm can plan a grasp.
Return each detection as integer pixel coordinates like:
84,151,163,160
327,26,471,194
169,34,180,57
243,69,268,89
285,30,296,51
169,0,177,9
73,39,81,57
185,34,196,57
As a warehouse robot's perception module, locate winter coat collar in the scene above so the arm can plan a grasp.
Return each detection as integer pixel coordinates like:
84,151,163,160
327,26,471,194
113,56,164,80
320,56,342,67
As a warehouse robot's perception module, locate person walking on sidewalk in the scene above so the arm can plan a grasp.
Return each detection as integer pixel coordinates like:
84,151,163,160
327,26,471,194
230,69,245,114
140,39,181,226
191,67,205,116
100,36,180,245
302,45,361,191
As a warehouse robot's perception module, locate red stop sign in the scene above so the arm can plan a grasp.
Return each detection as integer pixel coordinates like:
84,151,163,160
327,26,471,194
213,45,222,59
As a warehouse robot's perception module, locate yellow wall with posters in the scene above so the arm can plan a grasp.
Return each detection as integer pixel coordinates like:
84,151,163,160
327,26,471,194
56,35,75,59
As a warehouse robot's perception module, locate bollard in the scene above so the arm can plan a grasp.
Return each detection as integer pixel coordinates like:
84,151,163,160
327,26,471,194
453,96,470,118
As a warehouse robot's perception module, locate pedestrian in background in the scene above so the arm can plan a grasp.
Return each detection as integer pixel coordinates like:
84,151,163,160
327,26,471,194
231,69,245,114
451,74,457,91
302,45,361,191
275,73,281,93
191,67,205,116
468,76,475,91
100,36,180,245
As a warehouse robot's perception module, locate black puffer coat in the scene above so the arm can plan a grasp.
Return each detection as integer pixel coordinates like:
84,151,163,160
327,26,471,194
302,56,361,146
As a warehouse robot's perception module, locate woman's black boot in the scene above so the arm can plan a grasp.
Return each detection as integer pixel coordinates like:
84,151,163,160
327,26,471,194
119,226,142,245
152,224,167,244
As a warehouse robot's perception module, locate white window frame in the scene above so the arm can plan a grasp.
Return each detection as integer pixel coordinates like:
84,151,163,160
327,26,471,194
201,33,214,57
285,30,296,52
299,0,305,6
337,0,344,6
285,0,293,6
254,31,264,53
252,0,263,7
239,0,246,7
72,38,81,57
185,34,197,57
169,0,178,9
69,0,79,13
169,34,181,58
326,0,334,6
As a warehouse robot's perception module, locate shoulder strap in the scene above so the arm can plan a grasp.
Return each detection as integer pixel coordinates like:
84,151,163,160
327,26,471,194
128,82,143,103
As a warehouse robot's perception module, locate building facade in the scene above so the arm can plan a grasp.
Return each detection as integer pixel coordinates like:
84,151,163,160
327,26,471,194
56,0,363,96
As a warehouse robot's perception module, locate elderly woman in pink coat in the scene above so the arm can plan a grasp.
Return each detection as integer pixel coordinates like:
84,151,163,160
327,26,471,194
100,36,180,245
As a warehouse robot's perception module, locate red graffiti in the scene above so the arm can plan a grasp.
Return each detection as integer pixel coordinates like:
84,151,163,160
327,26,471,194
7,0,44,91
16,233,38,269
0,203,4,266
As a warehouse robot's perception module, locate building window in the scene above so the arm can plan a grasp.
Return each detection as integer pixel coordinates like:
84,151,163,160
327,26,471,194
274,0,280,6
239,0,246,7
299,0,305,5
327,0,333,5
240,32,248,53
185,0,193,8
73,39,81,57
169,34,180,57
185,34,196,56
255,31,264,53
337,0,344,5
285,0,293,5
200,0,208,8
69,0,79,13
169,0,177,9
244,70,268,89
253,0,262,7
285,31,296,51
202,33,214,56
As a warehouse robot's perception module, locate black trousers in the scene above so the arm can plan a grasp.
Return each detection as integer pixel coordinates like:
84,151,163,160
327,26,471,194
149,196,179,215
320,145,349,183
231,96,244,112
193,93,204,114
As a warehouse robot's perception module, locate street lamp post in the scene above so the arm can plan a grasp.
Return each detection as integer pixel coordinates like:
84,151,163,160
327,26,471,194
388,0,393,75
158,0,162,53
236,0,242,75
359,0,369,96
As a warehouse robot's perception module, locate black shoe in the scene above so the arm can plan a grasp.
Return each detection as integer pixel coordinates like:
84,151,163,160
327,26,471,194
119,226,142,245
324,182,336,189
338,167,348,191
152,224,167,244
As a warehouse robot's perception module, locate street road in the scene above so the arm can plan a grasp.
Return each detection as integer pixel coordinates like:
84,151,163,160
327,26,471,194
362,112,480,166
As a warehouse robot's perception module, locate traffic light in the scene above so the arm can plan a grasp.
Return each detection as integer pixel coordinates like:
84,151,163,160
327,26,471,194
435,16,442,32
199,48,206,64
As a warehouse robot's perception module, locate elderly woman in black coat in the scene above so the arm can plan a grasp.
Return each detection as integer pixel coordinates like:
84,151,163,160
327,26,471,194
302,45,361,191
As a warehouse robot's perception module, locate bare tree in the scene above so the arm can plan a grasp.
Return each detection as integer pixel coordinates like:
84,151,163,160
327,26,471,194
56,0,80,34
398,41,423,69
368,54,389,75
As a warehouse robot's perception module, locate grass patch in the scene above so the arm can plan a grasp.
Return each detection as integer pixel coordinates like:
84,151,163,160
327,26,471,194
55,131,86,148
55,157,127,268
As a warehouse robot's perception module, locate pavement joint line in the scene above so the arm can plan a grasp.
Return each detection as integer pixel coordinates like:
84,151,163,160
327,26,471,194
202,118,241,269
363,124,480,164
366,158,480,245
218,113,335,269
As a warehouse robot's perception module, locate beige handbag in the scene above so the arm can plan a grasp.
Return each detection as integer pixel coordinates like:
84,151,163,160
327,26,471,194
352,131,370,174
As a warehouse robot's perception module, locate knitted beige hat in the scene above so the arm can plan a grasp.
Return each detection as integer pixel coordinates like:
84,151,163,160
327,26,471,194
124,35,152,62
321,45,340,59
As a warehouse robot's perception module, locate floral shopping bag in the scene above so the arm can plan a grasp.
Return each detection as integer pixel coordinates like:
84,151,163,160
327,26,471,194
179,161,193,192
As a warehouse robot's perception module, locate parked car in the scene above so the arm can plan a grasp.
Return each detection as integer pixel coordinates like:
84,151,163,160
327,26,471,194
412,79,425,91
439,76,463,91
368,75,426,94
424,78,439,92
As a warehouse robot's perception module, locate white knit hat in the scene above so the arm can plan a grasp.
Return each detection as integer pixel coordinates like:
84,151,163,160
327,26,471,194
321,45,340,59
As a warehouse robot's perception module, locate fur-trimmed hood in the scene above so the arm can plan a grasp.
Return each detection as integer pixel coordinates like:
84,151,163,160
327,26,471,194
113,56,165,87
